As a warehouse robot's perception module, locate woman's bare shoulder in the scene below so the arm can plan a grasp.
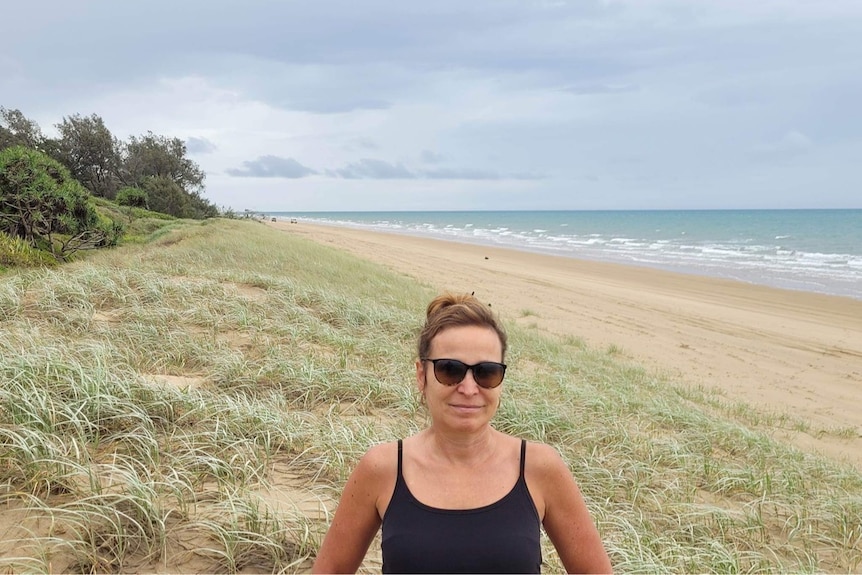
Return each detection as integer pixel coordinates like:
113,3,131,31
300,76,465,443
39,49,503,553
355,440,399,479
525,441,567,468
524,441,576,487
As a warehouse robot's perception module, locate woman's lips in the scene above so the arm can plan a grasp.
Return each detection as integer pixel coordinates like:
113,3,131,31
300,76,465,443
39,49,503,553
450,404,483,412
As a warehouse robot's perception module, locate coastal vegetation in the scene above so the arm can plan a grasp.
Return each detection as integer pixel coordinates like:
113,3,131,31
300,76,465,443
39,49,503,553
0,106,218,221
0,146,123,262
1,105,227,270
0,219,860,573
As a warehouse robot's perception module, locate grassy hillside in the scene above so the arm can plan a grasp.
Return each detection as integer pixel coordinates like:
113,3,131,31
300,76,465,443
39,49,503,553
0,219,859,573
0,197,180,273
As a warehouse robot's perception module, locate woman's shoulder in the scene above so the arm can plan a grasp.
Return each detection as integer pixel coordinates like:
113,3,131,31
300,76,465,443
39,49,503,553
523,440,571,478
522,441,582,521
354,441,402,516
356,440,399,476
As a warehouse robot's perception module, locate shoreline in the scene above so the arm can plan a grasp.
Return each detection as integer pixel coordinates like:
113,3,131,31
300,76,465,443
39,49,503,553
269,211,862,301
330,224,862,300
268,220,862,469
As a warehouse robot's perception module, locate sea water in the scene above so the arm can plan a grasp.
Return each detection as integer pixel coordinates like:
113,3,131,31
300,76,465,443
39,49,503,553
268,210,862,301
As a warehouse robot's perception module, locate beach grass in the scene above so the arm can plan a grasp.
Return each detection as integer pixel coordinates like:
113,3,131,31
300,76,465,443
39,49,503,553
1,218,860,573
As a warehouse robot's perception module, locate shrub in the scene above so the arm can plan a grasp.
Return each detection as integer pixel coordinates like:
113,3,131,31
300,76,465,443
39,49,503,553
0,145,124,260
116,186,149,209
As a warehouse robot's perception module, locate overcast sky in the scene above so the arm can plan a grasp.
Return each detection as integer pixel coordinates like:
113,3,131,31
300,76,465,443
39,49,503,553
3,1,861,211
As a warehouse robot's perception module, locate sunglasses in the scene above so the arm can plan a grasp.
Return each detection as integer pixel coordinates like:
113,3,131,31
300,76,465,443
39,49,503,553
422,358,507,389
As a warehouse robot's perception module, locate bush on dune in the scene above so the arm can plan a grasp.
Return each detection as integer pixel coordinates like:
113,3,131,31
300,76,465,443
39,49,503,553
0,146,124,261
0,232,56,270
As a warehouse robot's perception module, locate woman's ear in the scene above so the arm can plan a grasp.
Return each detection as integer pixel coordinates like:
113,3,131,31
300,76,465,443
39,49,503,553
416,360,428,406
415,359,426,394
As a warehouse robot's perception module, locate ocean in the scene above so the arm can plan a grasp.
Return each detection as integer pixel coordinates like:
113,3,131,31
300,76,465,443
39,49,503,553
268,210,862,301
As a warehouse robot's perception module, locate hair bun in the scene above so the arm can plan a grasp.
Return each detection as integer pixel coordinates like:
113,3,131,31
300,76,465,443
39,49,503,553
418,291,507,360
426,292,476,319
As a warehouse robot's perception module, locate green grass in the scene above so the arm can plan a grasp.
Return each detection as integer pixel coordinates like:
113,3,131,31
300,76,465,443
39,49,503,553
1,197,179,272
0,219,860,573
0,233,58,271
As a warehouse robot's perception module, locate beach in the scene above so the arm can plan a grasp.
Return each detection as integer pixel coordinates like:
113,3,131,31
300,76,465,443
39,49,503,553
3,217,859,573
269,220,862,469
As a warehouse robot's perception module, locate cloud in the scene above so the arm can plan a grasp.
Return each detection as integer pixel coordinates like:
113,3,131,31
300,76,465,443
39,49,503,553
752,130,813,159
327,158,415,179
421,167,501,180
287,98,391,114
422,167,544,180
343,137,379,151
226,155,318,178
186,136,217,154
3,0,861,210
420,150,445,164
560,82,638,95
510,171,545,181
321,158,543,180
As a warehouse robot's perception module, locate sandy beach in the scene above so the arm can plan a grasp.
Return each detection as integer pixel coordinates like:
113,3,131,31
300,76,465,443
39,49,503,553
269,220,862,469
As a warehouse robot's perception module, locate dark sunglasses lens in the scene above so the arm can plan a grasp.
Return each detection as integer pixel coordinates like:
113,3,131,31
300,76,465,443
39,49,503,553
474,362,506,388
434,360,468,385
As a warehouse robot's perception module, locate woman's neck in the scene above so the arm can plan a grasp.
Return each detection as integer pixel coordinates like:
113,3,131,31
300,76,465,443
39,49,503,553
422,425,499,465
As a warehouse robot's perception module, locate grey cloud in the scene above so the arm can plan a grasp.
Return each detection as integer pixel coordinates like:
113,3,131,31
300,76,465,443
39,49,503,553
695,83,763,108
227,156,317,178
0,1,644,109
750,130,813,160
509,172,545,181
420,150,445,164
272,96,391,114
421,167,501,180
7,0,860,125
323,158,542,180
328,159,415,179
343,138,379,151
209,57,403,115
420,168,543,180
4,0,861,210
186,136,217,154
5,3,860,87
560,82,638,95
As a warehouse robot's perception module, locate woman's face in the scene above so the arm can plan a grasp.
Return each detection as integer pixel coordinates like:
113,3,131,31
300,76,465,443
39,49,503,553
416,324,504,433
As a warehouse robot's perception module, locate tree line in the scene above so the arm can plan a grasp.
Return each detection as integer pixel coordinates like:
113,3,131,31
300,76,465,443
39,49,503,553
1,107,218,218
1,106,220,263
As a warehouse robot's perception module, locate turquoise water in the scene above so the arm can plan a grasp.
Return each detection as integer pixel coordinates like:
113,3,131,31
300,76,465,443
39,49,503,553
268,210,862,300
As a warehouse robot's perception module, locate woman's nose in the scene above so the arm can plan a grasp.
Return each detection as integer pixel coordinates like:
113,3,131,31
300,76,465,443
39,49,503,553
457,370,481,394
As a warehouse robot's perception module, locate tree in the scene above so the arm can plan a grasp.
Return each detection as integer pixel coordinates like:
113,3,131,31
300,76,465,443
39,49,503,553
1,110,218,221
122,132,217,219
123,132,205,194
0,146,123,260
115,186,149,224
0,107,44,151
141,176,197,218
54,113,122,199
115,186,148,209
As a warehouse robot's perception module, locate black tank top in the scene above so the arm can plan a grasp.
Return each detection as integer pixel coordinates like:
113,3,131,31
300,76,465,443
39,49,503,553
381,439,542,574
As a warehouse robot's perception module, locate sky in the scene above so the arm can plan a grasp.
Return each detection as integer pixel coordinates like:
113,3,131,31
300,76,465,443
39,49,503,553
2,0,861,211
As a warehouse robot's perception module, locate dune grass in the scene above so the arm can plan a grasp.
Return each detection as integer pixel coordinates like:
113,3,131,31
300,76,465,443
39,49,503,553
0,218,860,573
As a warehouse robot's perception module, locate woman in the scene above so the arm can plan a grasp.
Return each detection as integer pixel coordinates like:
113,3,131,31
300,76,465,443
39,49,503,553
312,293,612,574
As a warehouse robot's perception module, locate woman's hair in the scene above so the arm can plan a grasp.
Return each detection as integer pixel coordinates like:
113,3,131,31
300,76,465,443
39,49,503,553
418,292,507,360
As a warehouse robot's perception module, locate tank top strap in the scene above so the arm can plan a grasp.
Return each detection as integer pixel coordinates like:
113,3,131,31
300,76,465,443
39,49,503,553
397,439,404,478
396,439,525,481
519,439,527,478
